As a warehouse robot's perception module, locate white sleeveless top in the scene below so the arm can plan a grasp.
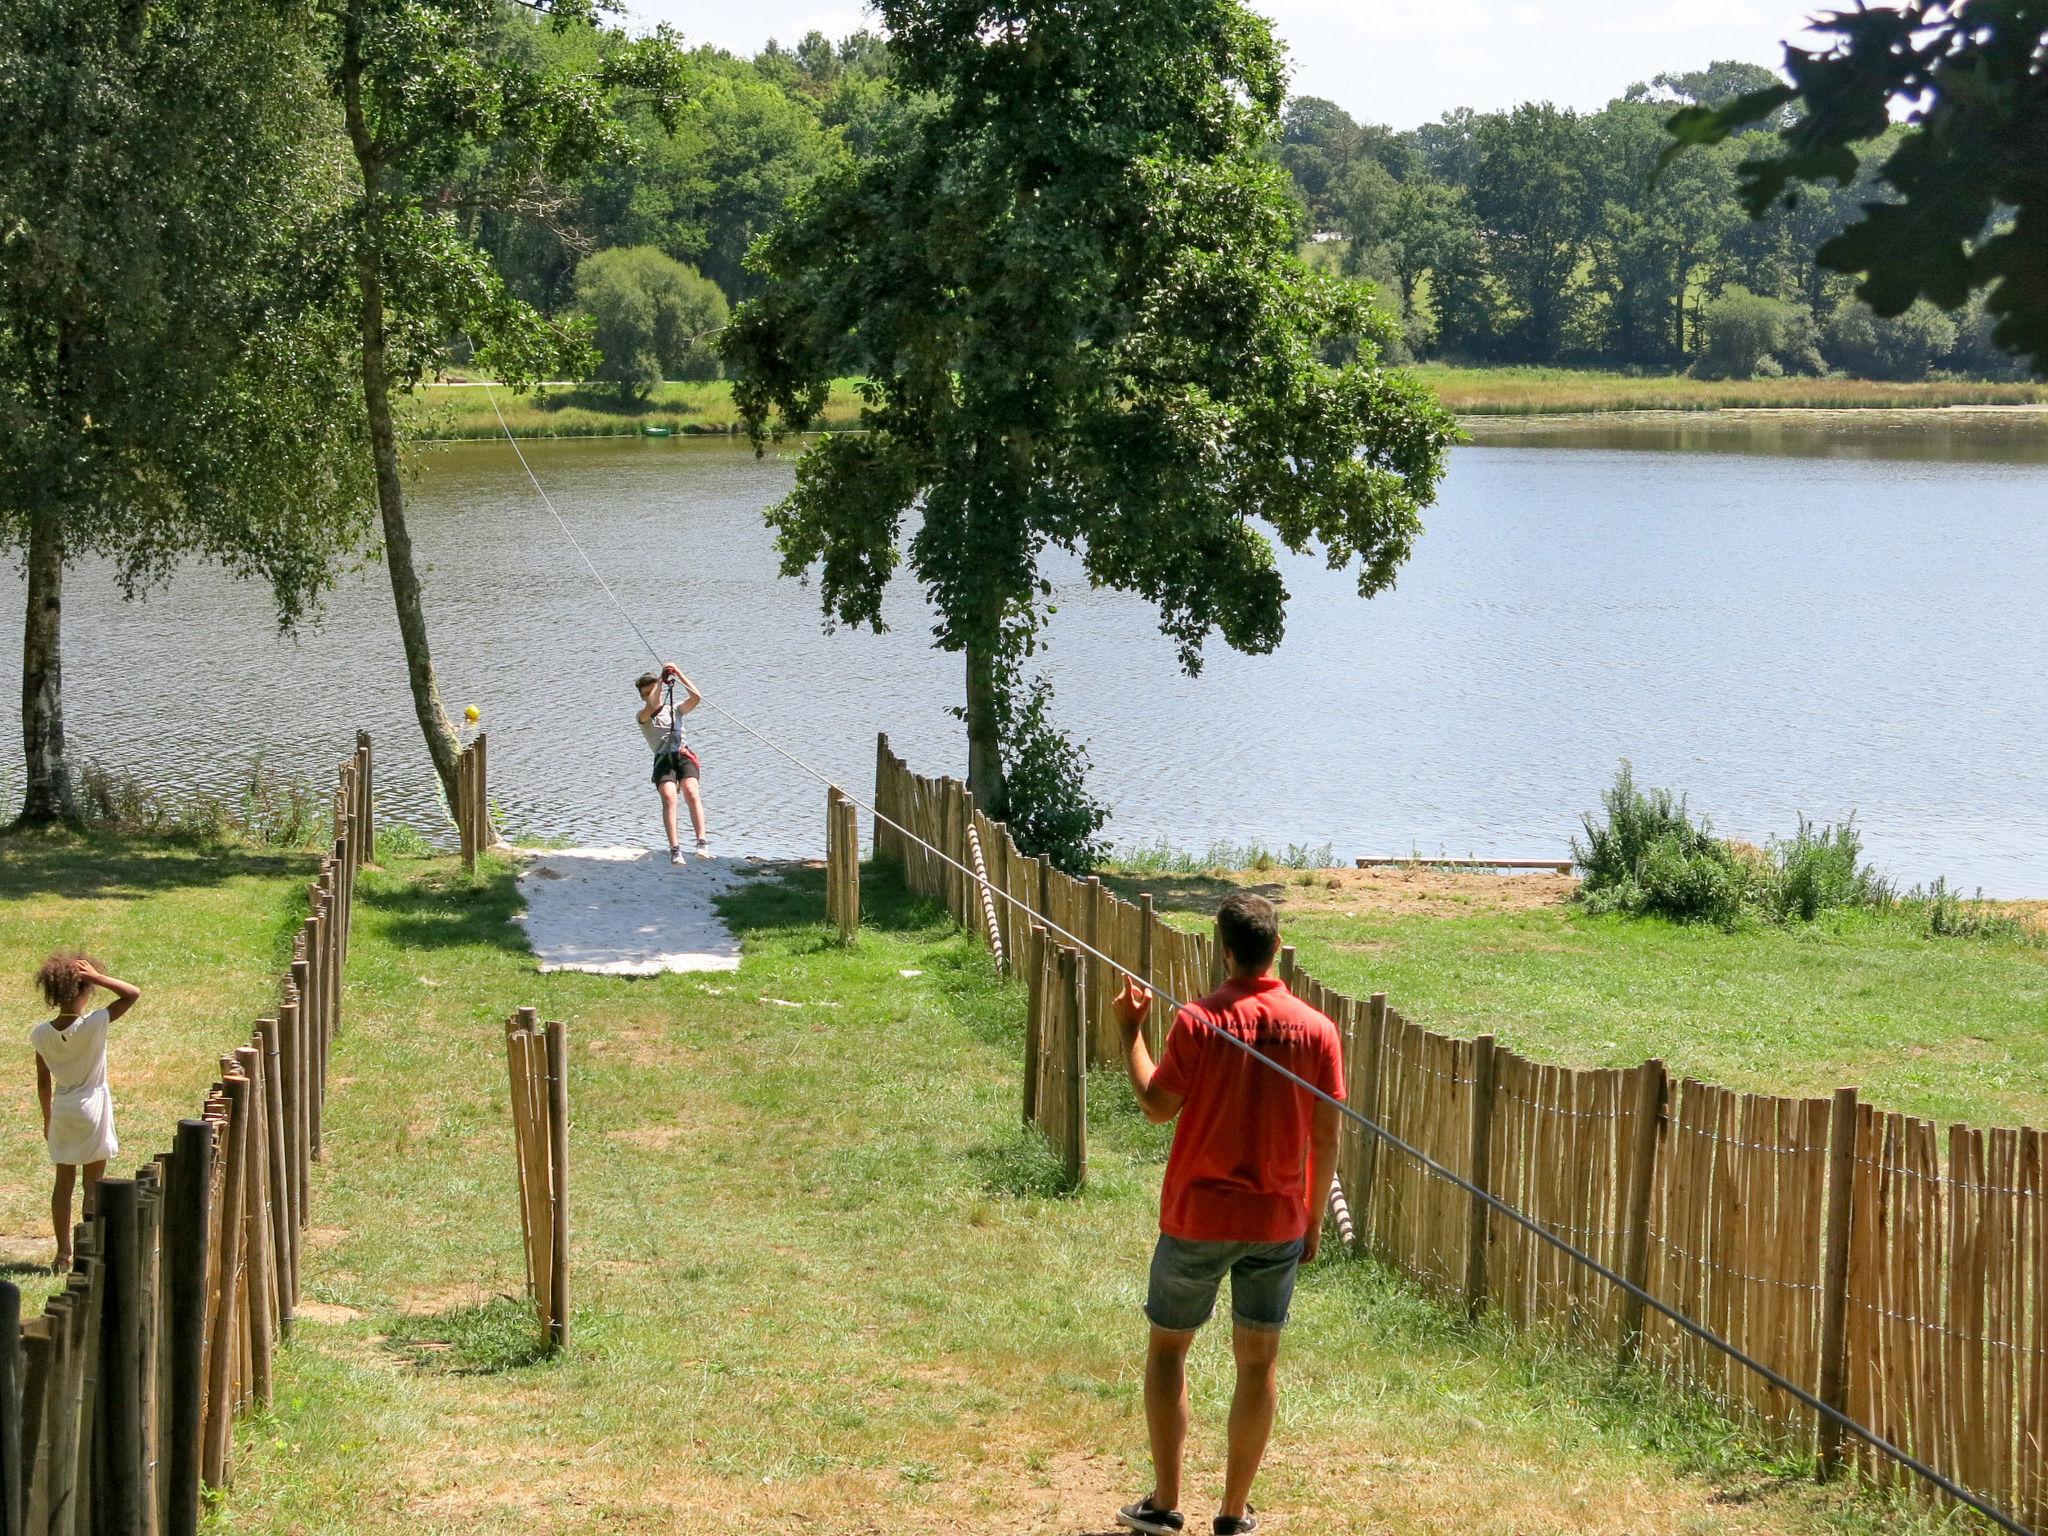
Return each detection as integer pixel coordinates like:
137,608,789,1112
29,1008,118,1165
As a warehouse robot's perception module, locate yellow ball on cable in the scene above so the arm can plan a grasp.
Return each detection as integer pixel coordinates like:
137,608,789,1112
464,705,481,724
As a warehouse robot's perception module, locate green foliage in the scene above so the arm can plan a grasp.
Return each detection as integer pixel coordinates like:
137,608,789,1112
1108,838,1336,875
994,675,1108,878
1824,298,1958,382
1694,287,1818,379
374,822,434,860
1664,3,2048,376
572,247,728,400
75,758,325,849
726,0,1456,810
1917,877,2032,944
1573,764,1891,929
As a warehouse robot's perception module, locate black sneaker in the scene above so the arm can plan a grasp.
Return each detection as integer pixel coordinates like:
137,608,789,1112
1116,1495,1185,1534
1213,1510,1258,1535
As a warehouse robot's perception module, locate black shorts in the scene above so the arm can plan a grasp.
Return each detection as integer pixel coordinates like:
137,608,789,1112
651,750,700,787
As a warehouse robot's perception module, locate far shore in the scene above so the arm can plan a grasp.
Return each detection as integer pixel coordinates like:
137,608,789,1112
402,367,2048,442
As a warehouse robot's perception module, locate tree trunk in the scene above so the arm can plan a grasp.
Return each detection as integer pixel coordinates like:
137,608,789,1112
963,634,1005,818
15,503,77,827
343,31,462,818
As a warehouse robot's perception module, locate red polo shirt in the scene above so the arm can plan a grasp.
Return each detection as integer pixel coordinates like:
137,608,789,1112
1150,975,1346,1243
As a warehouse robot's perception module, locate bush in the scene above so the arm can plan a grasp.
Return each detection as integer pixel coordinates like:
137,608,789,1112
997,674,1108,877
76,756,323,848
1574,766,1888,928
1693,288,1824,380
1950,294,2034,380
1824,298,1957,380
572,247,728,402
1918,876,2031,942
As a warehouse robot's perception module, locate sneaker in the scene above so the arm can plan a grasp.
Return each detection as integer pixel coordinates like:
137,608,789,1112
1213,1511,1258,1535
1116,1496,1184,1534
669,846,684,866
694,837,712,860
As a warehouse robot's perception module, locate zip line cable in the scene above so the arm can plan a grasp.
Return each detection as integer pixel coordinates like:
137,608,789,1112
479,385,2031,1536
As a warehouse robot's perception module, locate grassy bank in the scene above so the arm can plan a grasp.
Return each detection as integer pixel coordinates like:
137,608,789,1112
400,378,868,441
1415,364,2048,415
0,835,1968,1534
401,368,2047,440
1100,865,2048,1131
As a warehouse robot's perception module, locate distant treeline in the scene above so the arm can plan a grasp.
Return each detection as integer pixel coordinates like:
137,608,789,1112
465,30,2021,389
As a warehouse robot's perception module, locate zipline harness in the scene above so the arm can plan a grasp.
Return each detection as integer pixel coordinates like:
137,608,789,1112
480,385,2031,1536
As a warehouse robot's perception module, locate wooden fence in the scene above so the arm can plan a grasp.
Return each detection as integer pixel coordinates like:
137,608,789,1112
456,733,490,872
503,1009,571,1352
871,731,2048,1528
0,732,372,1536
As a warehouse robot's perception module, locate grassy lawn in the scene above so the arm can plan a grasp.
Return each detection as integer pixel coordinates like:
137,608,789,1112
1102,867,2048,1131
0,836,1978,1534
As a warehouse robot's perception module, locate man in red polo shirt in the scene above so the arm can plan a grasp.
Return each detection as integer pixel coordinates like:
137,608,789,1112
1111,890,1344,1536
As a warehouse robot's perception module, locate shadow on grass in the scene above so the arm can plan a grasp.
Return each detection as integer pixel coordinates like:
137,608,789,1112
381,1296,554,1375
0,1260,55,1281
719,859,952,944
358,862,531,956
965,1122,1078,1200
0,830,312,903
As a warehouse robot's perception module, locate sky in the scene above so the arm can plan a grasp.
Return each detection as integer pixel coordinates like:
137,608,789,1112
639,1,1831,129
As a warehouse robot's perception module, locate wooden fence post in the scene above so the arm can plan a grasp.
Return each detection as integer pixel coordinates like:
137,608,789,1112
0,1280,17,1536
545,1022,572,1354
841,794,860,942
1138,894,1160,1053
1058,947,1087,1188
1023,926,1046,1126
1617,1058,1668,1366
96,1179,144,1536
1816,1085,1860,1478
1464,1035,1499,1319
202,1081,248,1491
294,945,318,1163
356,731,374,868
255,1020,293,1323
873,733,893,866
162,1121,211,1536
1085,876,1107,1063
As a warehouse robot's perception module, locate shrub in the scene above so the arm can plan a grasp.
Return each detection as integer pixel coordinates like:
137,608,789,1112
1918,876,2031,942
76,756,323,849
573,247,728,402
997,673,1108,877
1824,297,1957,380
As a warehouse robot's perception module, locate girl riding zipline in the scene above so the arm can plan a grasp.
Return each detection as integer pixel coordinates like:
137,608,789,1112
636,662,709,864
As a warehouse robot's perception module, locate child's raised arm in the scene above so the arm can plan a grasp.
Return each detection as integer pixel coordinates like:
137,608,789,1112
662,662,703,716
77,960,140,1023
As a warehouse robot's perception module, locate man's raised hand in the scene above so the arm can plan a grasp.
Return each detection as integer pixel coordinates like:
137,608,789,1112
1113,979,1153,1033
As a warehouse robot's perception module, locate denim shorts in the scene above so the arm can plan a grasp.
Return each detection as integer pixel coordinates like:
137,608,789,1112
1144,1233,1305,1334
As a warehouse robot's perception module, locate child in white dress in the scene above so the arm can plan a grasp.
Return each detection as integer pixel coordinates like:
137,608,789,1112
29,952,141,1272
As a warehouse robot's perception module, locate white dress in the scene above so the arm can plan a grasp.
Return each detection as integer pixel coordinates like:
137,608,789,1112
30,1008,118,1166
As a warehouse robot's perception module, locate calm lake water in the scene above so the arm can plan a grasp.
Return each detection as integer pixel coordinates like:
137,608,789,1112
5,409,2047,894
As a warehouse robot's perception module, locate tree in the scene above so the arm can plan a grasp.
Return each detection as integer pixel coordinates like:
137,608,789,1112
725,0,1457,816
574,247,728,399
1466,104,1601,359
1694,287,1816,378
1666,3,2048,375
1,0,375,826
318,0,687,811
1824,297,1956,379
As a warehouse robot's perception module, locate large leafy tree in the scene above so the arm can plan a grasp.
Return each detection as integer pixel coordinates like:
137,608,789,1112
1466,104,1602,359
1,0,375,826
1666,2,2048,375
318,0,687,811
724,0,1457,814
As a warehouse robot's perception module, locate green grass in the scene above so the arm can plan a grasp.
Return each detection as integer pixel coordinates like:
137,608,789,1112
1105,867,2048,1130
0,834,1983,1533
1413,363,2048,415
395,367,2047,442
399,378,867,441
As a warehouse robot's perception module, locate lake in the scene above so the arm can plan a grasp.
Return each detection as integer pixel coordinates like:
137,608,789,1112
4,409,2046,894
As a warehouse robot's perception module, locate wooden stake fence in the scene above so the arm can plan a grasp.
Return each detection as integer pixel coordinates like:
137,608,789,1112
824,788,860,942
504,1011,571,1351
456,733,490,873
0,735,372,1536
872,731,2048,1531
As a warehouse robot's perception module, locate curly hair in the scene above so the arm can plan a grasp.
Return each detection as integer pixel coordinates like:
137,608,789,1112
36,950,98,1011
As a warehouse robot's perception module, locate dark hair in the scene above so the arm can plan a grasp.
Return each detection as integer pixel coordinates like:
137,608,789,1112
635,671,660,692
36,950,96,1010
1215,891,1280,972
